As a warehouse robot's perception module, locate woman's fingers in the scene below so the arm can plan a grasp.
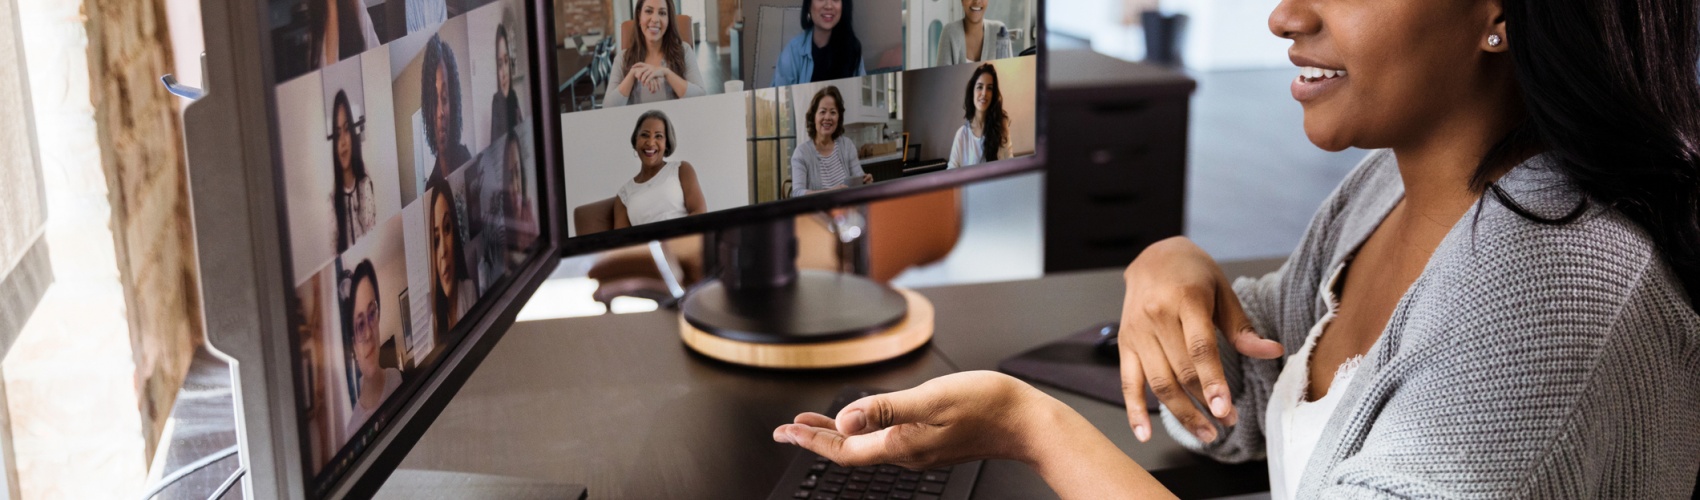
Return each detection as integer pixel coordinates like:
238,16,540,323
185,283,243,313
835,383,941,435
1132,332,1218,443
1214,277,1283,360
794,412,836,429
1150,311,1209,408
1180,305,1236,426
1118,342,1153,442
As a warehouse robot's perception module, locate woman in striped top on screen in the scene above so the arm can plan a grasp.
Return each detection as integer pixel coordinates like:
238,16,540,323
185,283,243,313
790,86,871,197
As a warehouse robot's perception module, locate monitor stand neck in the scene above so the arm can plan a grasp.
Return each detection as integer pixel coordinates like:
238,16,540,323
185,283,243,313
681,217,908,345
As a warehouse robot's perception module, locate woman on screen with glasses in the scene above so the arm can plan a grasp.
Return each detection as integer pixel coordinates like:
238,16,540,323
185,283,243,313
615,110,707,228
606,0,707,106
330,91,377,251
791,86,871,196
773,0,1700,495
946,64,1010,169
341,260,401,438
772,0,865,86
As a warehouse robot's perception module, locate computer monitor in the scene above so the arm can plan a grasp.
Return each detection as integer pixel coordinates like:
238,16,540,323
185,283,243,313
182,0,1043,495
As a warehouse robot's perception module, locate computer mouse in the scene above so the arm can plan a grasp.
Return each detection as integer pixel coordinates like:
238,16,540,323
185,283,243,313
1092,323,1120,360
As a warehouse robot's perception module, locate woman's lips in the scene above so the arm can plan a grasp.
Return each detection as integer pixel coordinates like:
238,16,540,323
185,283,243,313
1289,66,1347,103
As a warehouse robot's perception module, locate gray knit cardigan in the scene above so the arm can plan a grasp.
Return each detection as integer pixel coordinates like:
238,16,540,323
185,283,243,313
1163,149,1700,498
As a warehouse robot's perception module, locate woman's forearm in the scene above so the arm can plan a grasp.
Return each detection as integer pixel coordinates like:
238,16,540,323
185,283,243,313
1021,396,1177,500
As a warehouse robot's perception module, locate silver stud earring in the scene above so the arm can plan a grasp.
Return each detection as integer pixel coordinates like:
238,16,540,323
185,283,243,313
1488,34,1502,47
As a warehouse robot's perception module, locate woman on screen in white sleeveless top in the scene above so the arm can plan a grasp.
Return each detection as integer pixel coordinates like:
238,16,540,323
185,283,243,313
615,110,707,228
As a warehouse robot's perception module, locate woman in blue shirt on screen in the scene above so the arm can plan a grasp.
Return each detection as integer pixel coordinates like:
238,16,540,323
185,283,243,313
771,0,865,86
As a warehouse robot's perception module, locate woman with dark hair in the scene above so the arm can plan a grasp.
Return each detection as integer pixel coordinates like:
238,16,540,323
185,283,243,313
330,90,377,250
771,0,864,86
606,0,706,106
789,86,872,196
422,37,472,181
934,0,1012,66
774,0,1700,495
946,64,1010,169
307,0,380,69
487,24,524,140
500,133,538,251
614,110,707,228
426,176,477,337
340,259,400,438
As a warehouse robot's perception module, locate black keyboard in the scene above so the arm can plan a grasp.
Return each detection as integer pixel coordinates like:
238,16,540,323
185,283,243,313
766,388,981,500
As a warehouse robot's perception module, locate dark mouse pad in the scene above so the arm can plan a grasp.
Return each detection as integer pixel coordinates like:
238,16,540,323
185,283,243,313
997,325,1157,411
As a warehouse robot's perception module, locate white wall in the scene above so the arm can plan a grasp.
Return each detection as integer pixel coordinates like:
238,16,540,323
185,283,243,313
559,92,751,236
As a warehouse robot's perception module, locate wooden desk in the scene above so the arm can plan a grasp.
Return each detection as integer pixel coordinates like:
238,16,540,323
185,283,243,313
391,265,1279,499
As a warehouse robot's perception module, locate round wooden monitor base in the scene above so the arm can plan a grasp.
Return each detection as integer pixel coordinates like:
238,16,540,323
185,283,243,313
679,287,935,369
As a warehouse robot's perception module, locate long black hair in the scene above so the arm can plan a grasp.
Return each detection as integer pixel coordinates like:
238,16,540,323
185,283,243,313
799,0,862,78
623,0,689,77
425,174,468,335
963,64,1008,163
330,90,368,251
1478,0,1700,309
421,37,463,160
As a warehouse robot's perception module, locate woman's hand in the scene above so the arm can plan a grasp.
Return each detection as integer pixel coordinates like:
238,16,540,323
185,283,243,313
629,62,660,93
1120,236,1283,444
861,173,875,185
772,371,1058,470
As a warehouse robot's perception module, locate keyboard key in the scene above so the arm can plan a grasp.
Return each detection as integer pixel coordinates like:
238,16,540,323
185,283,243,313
841,492,863,500
918,482,944,494
897,471,920,482
820,483,843,493
794,490,811,499
846,482,867,492
869,483,892,492
877,465,902,474
916,494,941,500
801,477,818,489
864,493,887,500
855,466,878,474
891,491,914,500
850,472,873,482
921,471,948,483
873,473,896,483
824,473,848,484
811,462,829,473
895,481,918,491
811,493,836,500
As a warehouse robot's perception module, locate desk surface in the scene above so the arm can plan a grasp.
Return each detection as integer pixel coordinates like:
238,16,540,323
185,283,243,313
392,264,1280,499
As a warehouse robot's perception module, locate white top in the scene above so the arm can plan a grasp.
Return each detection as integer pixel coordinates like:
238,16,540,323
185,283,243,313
1264,260,1363,500
343,367,403,440
617,161,688,226
817,149,849,188
947,124,986,170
